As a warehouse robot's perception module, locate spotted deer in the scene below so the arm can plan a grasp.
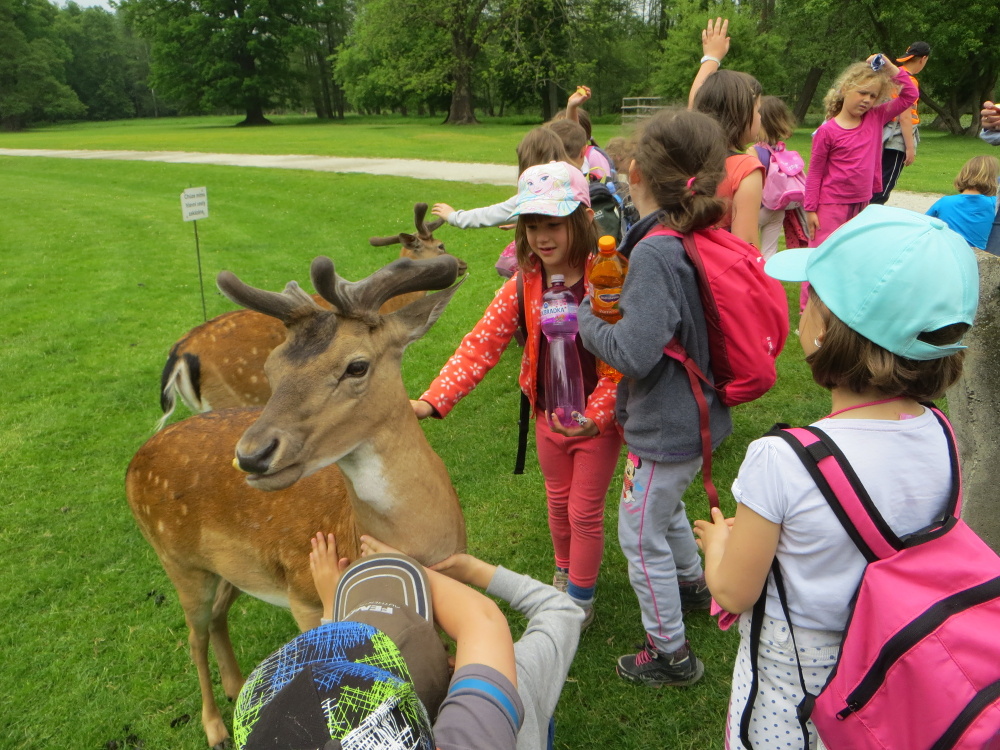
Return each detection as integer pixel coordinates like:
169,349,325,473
157,203,460,427
127,254,466,749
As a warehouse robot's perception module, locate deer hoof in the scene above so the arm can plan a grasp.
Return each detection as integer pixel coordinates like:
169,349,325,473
212,739,233,750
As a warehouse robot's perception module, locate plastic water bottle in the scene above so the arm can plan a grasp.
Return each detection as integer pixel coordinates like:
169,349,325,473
589,235,629,381
540,274,585,429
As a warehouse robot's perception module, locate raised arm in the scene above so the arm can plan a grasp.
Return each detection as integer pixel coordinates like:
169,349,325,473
688,17,730,109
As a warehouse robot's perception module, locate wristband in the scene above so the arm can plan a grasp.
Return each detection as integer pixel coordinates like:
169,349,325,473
700,55,721,66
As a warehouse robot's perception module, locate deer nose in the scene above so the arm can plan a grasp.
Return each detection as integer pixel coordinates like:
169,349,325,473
455,257,468,275
234,439,279,474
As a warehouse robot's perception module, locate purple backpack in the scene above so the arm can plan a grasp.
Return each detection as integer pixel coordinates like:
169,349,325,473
742,409,1000,749
759,142,806,211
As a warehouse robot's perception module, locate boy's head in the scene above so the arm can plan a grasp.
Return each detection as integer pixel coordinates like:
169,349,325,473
897,41,930,73
955,155,1000,197
546,119,588,169
233,554,449,750
766,205,978,399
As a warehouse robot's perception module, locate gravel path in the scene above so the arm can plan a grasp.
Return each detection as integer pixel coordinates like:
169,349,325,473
1,147,941,211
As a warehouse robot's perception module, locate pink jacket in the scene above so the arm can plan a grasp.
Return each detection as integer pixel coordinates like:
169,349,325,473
421,264,618,433
803,69,917,210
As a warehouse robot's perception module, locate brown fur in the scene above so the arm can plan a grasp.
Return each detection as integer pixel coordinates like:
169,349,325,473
129,258,466,749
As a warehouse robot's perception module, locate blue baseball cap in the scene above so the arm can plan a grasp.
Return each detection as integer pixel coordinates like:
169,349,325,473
765,205,978,361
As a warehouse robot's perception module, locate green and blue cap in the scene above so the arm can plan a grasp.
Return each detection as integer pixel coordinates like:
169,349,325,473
765,205,979,361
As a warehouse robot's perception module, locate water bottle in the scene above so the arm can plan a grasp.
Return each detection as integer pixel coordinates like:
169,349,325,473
589,235,629,381
540,274,586,430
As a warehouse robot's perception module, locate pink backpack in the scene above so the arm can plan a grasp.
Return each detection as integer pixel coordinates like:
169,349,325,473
760,142,806,211
746,411,1000,750
647,226,789,507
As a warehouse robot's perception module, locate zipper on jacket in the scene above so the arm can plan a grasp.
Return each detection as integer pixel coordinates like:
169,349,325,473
836,577,1000,720
927,678,1000,750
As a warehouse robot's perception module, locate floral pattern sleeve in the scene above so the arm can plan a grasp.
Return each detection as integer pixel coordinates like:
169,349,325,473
584,374,617,434
420,278,520,418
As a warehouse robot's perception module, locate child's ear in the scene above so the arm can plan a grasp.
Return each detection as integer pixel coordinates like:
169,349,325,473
584,207,595,223
628,159,643,186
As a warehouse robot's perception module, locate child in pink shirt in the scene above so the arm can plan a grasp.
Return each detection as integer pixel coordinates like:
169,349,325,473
804,55,917,245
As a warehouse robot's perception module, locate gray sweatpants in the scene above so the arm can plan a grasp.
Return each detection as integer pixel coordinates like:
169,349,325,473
618,451,703,654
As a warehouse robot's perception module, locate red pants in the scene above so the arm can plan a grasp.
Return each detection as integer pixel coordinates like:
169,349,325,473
534,417,622,589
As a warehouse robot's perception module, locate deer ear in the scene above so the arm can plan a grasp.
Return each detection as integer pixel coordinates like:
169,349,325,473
385,277,466,347
398,232,419,248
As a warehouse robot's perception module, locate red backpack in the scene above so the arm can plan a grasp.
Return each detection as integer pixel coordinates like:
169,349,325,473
750,411,1000,750
647,226,789,507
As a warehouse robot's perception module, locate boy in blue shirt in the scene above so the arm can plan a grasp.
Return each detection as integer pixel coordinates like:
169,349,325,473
926,155,999,251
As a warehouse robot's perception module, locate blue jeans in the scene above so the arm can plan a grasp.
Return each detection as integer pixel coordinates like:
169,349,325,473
985,208,1000,256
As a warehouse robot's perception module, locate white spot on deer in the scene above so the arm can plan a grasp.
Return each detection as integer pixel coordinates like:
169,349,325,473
157,520,165,533
250,376,259,384
180,504,188,516
337,443,394,514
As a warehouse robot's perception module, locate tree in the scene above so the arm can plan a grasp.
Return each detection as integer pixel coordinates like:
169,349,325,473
0,0,85,130
119,0,313,125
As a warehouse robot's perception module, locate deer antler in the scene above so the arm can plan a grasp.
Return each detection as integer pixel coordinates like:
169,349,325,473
368,234,402,247
217,272,322,324
414,202,445,239
311,255,460,318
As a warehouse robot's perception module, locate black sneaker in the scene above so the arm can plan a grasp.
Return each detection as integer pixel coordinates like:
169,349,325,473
678,576,712,612
616,636,704,687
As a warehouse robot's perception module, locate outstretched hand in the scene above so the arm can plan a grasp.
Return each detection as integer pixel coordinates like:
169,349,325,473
410,399,434,419
309,532,350,621
702,17,730,61
431,553,496,590
432,203,455,221
568,85,592,109
982,101,1000,131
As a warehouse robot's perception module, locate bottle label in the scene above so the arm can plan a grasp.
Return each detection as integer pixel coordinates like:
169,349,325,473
592,287,623,320
541,299,578,326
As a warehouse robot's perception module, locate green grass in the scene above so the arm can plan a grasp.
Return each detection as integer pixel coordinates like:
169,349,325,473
0,146,871,749
3,114,996,197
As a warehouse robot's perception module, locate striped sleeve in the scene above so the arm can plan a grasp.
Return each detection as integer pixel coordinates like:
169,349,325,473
433,664,523,750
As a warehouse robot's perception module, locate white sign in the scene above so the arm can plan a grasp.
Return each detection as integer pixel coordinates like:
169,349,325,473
181,187,209,222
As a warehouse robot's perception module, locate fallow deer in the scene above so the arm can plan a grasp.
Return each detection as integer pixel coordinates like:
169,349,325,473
157,203,461,427
127,254,466,750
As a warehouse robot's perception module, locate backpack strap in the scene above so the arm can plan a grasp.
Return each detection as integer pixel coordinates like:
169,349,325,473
769,405,962,562
514,273,530,475
645,226,721,509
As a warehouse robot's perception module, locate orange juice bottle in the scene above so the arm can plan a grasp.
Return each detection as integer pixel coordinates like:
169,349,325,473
589,235,628,381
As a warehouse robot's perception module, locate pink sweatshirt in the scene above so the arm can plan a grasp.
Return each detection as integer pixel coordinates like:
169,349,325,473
803,69,917,211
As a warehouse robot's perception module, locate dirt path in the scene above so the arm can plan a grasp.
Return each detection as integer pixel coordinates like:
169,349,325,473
1,147,941,211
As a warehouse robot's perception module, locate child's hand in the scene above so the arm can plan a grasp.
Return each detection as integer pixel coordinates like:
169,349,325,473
359,534,403,557
431,553,495,589
904,144,915,167
432,203,455,221
693,507,734,556
868,53,899,77
982,102,1000,131
309,532,350,621
498,223,516,231
411,399,434,419
701,17,730,62
547,412,599,437
806,211,820,239
568,85,591,108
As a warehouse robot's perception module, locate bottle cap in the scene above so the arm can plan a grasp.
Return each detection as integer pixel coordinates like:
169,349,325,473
551,274,565,284
598,236,616,254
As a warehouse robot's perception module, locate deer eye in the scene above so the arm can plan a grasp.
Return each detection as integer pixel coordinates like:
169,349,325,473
344,360,369,378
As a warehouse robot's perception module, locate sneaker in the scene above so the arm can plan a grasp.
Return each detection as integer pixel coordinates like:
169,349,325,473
552,569,569,593
616,636,704,687
678,576,712,612
580,605,594,630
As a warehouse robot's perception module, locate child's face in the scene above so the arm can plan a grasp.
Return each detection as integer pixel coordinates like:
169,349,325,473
842,84,880,118
524,215,572,269
744,97,762,145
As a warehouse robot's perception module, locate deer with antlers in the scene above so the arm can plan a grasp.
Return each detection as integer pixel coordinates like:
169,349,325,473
158,203,460,427
127,254,466,749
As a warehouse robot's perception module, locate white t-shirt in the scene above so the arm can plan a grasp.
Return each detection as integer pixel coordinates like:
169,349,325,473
733,408,953,631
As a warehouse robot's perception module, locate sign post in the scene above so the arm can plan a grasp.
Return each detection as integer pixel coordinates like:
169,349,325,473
181,187,209,321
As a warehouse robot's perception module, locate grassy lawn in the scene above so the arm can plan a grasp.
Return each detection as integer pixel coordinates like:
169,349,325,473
2,114,995,197
0,119,960,749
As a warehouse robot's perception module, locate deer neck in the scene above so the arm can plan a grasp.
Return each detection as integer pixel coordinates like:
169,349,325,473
335,412,464,566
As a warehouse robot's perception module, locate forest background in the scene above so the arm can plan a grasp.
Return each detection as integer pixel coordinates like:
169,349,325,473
3,0,997,135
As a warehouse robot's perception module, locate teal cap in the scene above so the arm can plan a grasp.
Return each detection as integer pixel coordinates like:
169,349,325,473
765,205,979,361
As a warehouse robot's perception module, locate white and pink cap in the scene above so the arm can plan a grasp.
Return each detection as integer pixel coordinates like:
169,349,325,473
510,161,591,218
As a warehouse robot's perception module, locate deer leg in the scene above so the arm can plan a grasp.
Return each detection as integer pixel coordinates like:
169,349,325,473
209,581,244,701
168,565,232,750
289,594,323,632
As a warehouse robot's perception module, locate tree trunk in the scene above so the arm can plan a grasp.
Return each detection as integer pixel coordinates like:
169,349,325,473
446,62,478,124
794,67,824,124
920,91,964,135
238,101,272,126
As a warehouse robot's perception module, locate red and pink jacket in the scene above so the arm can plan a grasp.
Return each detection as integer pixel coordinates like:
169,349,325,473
420,263,618,433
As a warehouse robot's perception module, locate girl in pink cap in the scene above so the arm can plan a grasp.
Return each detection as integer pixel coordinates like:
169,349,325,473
413,161,621,627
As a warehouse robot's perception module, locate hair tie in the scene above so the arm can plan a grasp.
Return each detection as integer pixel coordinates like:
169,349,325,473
686,176,696,195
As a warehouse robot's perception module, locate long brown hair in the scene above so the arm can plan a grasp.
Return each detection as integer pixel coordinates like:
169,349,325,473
514,204,597,273
693,70,762,151
516,128,570,176
632,108,728,233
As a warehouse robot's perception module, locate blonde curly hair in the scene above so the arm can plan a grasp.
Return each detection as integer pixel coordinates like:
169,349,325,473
823,62,895,120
